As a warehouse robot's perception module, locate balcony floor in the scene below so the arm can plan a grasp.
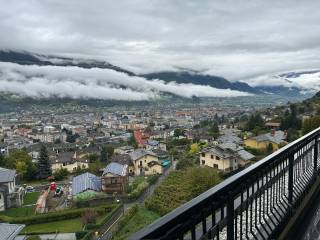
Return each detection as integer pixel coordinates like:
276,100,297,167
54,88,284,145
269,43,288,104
298,190,320,240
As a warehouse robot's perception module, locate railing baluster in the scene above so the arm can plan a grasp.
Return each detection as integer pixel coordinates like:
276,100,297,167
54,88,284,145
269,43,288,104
288,153,294,204
227,192,234,240
315,137,318,175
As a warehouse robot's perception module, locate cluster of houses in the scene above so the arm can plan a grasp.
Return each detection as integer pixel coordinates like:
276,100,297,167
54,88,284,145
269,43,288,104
199,128,287,172
71,146,171,197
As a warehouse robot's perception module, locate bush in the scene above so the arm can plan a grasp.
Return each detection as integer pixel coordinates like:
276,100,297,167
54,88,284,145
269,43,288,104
127,181,149,200
0,204,118,225
54,168,69,180
147,174,159,185
114,204,138,233
76,231,90,240
81,209,97,226
26,236,41,240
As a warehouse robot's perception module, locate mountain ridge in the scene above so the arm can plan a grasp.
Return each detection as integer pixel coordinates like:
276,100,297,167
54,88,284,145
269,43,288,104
0,50,315,98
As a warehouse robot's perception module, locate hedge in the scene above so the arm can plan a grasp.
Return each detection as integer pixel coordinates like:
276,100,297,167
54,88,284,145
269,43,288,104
113,204,138,235
0,204,118,225
85,204,123,230
127,182,149,200
76,231,89,240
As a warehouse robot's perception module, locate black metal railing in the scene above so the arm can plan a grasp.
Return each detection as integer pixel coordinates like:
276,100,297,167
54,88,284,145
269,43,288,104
130,127,320,240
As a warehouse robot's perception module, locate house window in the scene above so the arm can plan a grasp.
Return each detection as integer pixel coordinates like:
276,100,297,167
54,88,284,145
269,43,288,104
201,160,205,165
211,155,213,159
213,164,218,169
139,161,142,166
216,156,220,160
201,153,205,157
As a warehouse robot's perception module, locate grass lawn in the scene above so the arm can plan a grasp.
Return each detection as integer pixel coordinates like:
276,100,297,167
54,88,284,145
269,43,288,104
23,179,49,186
21,204,120,234
114,206,160,240
0,206,35,217
22,218,83,234
23,192,40,206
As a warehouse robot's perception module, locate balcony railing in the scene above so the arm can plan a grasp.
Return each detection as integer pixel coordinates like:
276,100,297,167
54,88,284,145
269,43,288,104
130,127,320,240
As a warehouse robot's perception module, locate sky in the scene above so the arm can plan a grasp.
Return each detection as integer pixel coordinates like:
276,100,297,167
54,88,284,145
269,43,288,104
0,0,320,99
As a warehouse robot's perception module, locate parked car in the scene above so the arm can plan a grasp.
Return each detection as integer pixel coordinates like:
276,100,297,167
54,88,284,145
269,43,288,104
25,186,34,193
54,186,64,197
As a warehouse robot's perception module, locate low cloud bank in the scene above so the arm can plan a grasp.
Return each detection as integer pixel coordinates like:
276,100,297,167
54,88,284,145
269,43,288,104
0,62,251,100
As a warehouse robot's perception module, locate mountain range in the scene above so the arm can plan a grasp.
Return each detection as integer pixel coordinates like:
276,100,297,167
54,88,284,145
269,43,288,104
0,50,318,100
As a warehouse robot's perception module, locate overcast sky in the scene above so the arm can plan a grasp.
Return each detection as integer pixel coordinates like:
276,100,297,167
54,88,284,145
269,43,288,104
1,0,320,81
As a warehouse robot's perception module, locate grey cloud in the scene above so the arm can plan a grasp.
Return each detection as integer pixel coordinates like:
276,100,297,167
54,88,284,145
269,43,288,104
1,0,320,82
0,62,251,100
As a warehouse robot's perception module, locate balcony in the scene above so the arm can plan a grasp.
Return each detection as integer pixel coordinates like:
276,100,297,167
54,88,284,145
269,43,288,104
130,127,320,240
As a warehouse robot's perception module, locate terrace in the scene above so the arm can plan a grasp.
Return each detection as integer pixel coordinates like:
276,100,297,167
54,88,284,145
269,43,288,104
131,127,320,239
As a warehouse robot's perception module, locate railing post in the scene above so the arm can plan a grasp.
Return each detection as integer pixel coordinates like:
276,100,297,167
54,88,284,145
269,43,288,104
288,153,294,204
227,192,234,240
315,136,319,175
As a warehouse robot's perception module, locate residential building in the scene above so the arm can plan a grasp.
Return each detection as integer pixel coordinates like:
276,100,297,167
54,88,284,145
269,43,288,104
110,154,135,175
199,144,254,172
129,149,162,175
101,162,129,193
244,130,287,151
51,152,89,173
0,167,24,211
114,146,134,154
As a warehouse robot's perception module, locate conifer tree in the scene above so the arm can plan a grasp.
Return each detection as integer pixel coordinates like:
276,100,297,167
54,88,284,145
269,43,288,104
38,145,52,179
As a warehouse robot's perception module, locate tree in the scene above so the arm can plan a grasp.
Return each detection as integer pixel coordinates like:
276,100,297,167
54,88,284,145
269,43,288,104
0,154,7,167
174,128,185,138
88,153,99,163
302,116,320,135
54,168,69,180
245,113,265,131
100,145,114,163
38,145,52,179
25,163,39,181
4,149,36,180
81,209,97,225
266,143,273,154
189,143,199,154
128,135,138,148
16,161,28,179
89,161,103,175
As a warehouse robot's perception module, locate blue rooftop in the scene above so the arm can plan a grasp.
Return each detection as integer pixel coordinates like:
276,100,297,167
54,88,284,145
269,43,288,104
72,172,101,195
103,162,128,176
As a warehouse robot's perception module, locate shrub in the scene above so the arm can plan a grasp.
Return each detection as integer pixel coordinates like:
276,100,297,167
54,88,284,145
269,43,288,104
114,204,138,233
54,168,69,180
81,209,97,225
127,181,149,200
0,204,118,225
26,236,41,240
76,231,90,240
147,174,159,185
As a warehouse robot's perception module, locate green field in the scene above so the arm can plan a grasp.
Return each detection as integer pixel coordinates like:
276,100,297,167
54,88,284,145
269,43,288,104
0,206,35,217
23,218,83,234
23,192,40,206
